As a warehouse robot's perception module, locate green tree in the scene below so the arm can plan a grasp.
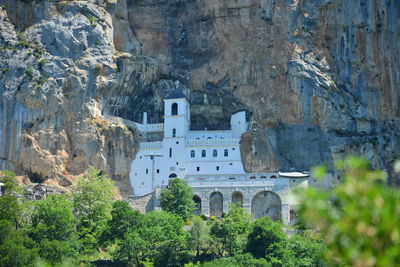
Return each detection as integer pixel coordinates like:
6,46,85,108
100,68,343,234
101,200,143,245
186,253,271,267
298,157,400,266
189,216,210,260
30,194,78,264
0,220,36,267
0,170,23,195
72,167,116,253
210,204,252,256
246,216,287,259
265,235,326,267
114,211,190,267
0,195,23,229
113,230,147,266
286,234,326,267
160,178,195,221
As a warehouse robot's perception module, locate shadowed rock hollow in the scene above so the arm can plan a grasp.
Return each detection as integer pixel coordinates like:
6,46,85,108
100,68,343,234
0,0,399,195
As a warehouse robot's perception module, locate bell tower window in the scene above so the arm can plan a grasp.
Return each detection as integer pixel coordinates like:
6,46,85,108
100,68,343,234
171,103,178,115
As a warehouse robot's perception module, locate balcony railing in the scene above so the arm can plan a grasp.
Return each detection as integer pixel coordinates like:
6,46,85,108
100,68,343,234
140,141,163,150
185,138,240,147
136,123,164,132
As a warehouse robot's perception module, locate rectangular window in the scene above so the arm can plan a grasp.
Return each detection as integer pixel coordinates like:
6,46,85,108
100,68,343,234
224,149,228,157
156,169,160,174
216,166,220,171
213,149,217,157
146,169,148,174
196,166,200,171
169,148,172,158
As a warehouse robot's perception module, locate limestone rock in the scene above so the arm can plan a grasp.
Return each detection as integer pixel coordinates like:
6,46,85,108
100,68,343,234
0,0,399,195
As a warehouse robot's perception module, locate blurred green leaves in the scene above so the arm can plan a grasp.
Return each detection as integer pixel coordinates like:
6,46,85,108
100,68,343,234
298,157,400,267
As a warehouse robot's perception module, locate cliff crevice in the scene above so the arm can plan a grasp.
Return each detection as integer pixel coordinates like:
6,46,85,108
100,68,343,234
0,0,399,193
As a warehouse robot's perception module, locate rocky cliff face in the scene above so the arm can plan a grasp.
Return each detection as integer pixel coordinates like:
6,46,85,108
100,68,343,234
0,0,399,195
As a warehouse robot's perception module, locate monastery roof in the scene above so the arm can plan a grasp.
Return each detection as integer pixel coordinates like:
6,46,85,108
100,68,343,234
165,90,187,100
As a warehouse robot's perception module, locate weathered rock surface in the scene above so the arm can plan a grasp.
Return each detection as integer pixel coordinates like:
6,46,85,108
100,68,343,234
0,0,399,194
0,0,152,195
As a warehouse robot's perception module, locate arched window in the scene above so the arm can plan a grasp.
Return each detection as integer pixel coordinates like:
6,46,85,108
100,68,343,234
224,149,228,157
213,149,217,157
172,128,176,137
190,150,195,158
201,150,206,157
171,103,178,115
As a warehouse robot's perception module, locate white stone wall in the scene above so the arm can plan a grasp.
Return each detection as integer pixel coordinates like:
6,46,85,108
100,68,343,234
130,96,248,196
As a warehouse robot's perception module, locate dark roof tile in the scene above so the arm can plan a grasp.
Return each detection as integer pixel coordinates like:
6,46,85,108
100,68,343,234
165,90,187,100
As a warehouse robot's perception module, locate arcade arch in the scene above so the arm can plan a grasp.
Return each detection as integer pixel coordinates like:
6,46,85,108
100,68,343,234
231,191,243,207
251,191,282,221
210,192,223,217
193,195,201,215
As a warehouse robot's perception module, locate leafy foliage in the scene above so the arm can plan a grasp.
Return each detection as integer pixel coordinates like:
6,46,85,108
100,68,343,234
210,204,253,256
0,195,23,229
189,216,210,260
246,216,287,258
1,158,397,267
30,194,78,264
265,233,326,267
186,253,271,267
72,167,116,253
298,156,400,266
100,200,143,245
114,210,190,267
160,178,195,221
0,220,36,267
0,170,23,195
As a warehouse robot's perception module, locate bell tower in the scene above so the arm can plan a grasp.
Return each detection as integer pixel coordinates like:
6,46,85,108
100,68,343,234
163,90,190,138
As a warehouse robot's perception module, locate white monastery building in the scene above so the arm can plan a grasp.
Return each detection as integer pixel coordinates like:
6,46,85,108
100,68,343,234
129,90,334,224
130,90,247,196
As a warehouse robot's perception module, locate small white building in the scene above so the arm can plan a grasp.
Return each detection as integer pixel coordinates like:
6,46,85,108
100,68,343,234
130,90,248,196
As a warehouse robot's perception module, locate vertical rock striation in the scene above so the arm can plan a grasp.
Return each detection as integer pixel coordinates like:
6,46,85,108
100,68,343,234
0,0,399,193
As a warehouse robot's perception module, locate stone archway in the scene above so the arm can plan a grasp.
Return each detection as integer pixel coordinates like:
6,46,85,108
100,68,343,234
251,191,282,221
210,192,223,218
231,191,243,207
193,195,201,215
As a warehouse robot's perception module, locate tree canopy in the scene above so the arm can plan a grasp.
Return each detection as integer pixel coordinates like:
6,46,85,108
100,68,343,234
0,158,399,266
297,157,400,266
160,178,195,221
72,166,116,254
